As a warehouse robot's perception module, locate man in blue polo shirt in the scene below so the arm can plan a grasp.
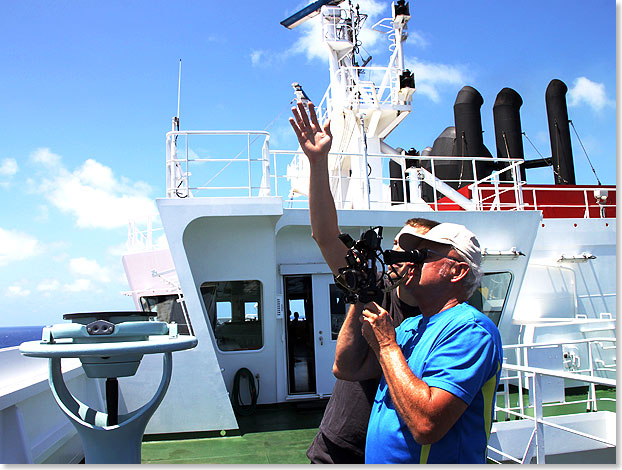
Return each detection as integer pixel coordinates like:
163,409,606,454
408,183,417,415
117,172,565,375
333,222,503,464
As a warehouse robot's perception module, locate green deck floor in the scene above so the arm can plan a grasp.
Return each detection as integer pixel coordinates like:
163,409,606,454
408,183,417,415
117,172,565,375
141,388,615,464
142,401,326,464
142,427,320,464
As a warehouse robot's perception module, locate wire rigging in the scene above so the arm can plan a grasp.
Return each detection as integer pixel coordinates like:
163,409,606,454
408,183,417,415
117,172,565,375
521,131,568,183
569,119,601,185
521,131,545,159
197,103,292,192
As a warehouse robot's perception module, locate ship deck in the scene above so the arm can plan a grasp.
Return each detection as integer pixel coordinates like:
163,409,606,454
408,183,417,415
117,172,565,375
141,388,615,464
142,400,327,464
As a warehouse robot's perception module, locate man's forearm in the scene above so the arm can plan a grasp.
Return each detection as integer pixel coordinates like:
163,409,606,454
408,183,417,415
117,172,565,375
308,157,347,275
333,303,379,380
377,344,465,445
378,344,434,440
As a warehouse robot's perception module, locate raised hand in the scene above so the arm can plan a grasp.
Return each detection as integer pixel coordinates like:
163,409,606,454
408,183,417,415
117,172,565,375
289,101,332,162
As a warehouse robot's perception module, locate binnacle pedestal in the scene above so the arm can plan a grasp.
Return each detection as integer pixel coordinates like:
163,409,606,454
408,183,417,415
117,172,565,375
20,311,197,464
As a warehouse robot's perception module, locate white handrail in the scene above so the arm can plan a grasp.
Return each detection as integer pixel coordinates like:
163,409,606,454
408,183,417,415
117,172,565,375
501,363,616,387
490,362,616,464
162,130,616,219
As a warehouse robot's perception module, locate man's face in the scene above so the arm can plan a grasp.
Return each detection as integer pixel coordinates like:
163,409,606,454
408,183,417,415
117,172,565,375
407,240,460,291
388,225,427,281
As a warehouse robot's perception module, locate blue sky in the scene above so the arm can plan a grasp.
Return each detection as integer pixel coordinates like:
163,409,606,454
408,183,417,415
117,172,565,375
0,1,616,327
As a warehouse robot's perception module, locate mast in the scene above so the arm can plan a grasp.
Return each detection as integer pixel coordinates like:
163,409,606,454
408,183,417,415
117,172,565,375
319,1,415,208
283,1,415,209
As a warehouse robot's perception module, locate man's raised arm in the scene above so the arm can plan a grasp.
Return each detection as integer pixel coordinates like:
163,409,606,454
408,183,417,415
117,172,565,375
289,102,347,276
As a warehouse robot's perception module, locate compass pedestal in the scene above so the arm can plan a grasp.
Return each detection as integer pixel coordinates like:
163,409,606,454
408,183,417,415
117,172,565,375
20,311,197,464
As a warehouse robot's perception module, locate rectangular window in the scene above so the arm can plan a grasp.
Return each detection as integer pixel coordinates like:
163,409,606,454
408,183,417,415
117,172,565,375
200,280,263,351
467,272,513,326
140,295,192,335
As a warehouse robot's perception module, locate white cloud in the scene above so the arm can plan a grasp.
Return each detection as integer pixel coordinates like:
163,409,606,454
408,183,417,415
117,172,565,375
64,278,94,293
0,158,18,177
567,76,613,112
254,0,388,67
289,1,387,61
403,30,429,49
108,241,130,257
6,285,31,297
405,57,469,102
37,157,158,229
37,279,61,292
69,257,112,283
289,16,328,62
153,233,169,250
0,227,43,266
30,147,62,167
250,50,264,66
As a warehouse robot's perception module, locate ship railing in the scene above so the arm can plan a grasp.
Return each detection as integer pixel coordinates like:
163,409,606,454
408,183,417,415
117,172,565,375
126,218,165,252
165,130,530,210
277,150,526,211
469,179,616,218
165,131,614,218
517,185,615,218
501,334,616,416
316,65,405,122
490,363,616,464
165,130,272,199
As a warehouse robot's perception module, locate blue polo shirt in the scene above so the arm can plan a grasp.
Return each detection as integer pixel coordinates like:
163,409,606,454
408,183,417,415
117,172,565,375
365,303,502,464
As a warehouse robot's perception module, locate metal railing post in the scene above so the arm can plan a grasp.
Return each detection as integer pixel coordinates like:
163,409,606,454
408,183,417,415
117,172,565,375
185,136,190,196
248,133,252,197
532,372,546,463
272,151,278,197
587,342,597,411
512,161,524,210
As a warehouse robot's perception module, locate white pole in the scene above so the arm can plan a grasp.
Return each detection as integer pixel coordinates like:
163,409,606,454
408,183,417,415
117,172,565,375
177,59,182,120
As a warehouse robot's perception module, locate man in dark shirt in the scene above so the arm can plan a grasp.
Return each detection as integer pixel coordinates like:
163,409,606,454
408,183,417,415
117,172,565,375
289,101,438,463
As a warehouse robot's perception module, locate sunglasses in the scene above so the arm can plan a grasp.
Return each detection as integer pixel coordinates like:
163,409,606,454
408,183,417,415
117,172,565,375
384,247,464,265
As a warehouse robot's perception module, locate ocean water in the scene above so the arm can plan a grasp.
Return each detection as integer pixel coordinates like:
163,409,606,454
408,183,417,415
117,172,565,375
0,326,45,349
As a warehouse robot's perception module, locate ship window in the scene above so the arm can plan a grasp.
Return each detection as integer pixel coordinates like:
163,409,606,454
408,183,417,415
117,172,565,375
329,284,352,340
200,280,263,351
140,295,192,335
467,272,513,326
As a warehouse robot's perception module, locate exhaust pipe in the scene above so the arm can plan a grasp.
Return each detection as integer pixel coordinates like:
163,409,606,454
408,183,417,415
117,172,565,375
545,79,576,185
453,86,493,185
493,87,525,181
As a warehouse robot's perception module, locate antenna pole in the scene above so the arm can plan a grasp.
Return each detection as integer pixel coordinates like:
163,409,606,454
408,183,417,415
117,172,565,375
177,59,182,121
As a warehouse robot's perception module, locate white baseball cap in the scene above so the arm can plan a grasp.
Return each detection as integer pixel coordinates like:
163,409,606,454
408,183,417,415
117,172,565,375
397,222,482,268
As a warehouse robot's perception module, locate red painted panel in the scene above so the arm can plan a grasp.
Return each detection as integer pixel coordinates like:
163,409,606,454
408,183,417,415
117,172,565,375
436,184,615,219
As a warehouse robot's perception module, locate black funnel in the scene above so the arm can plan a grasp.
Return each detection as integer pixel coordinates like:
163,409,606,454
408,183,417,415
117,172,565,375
493,87,525,181
454,86,485,158
430,126,456,157
453,86,494,183
545,79,575,185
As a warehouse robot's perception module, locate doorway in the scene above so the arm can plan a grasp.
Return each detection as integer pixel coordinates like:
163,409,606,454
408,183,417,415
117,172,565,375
283,274,349,397
284,275,316,394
